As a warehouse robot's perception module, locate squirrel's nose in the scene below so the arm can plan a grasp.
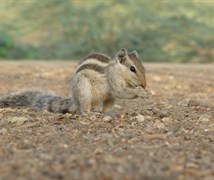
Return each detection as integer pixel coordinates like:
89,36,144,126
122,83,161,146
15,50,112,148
141,80,146,89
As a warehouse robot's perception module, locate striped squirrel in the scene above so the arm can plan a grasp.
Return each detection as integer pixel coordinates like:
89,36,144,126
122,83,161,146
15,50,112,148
0,48,148,115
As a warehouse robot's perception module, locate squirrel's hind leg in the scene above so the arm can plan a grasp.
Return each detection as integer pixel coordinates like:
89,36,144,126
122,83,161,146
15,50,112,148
72,75,93,115
103,98,115,113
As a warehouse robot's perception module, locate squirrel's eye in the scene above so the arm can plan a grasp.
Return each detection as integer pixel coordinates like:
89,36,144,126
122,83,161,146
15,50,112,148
130,66,136,73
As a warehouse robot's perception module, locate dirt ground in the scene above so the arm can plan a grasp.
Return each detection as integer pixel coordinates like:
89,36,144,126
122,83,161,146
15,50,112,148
0,61,213,180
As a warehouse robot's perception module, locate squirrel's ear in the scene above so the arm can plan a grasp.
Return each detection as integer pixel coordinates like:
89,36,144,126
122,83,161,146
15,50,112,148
116,48,128,63
129,50,139,58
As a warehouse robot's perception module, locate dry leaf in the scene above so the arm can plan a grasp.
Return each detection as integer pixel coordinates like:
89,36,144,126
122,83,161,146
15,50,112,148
7,116,28,126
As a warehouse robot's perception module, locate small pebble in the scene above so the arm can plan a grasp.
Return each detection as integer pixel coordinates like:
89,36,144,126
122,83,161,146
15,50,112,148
188,100,200,107
21,139,32,149
89,115,97,120
103,116,113,122
145,116,152,121
136,114,145,123
94,148,103,154
39,153,53,161
114,104,122,110
153,120,166,129
162,117,172,122
0,128,8,135
198,114,211,122
178,98,190,106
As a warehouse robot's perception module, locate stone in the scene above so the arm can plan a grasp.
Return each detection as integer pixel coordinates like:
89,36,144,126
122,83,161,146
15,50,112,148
188,100,200,107
136,114,145,123
103,116,113,123
0,128,8,135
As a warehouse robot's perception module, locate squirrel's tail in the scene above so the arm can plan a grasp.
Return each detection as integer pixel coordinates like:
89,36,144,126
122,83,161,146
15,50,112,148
0,91,76,114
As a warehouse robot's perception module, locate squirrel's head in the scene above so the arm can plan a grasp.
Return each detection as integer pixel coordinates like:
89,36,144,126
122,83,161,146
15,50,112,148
115,48,146,89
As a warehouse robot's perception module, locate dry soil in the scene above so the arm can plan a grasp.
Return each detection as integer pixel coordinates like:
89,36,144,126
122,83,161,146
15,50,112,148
0,61,214,180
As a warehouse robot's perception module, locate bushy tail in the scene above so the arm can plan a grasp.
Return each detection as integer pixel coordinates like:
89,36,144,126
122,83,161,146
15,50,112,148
0,91,75,113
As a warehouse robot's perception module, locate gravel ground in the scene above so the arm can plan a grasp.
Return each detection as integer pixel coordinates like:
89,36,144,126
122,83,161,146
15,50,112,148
0,61,214,180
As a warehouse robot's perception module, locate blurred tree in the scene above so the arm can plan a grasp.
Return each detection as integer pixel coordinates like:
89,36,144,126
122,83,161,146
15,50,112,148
0,0,213,62
0,31,14,57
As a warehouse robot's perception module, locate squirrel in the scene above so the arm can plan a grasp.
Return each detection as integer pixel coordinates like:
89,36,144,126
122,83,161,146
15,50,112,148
0,48,147,115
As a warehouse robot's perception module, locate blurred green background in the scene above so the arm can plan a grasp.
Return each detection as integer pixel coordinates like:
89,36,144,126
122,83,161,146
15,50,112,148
0,0,213,62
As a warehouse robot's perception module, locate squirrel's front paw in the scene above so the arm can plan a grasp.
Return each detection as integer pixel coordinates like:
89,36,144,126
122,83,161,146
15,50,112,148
136,87,151,98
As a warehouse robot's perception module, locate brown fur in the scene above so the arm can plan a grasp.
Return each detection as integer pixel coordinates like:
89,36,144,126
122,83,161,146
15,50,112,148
83,53,111,63
128,53,145,73
76,63,106,74
117,50,146,89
